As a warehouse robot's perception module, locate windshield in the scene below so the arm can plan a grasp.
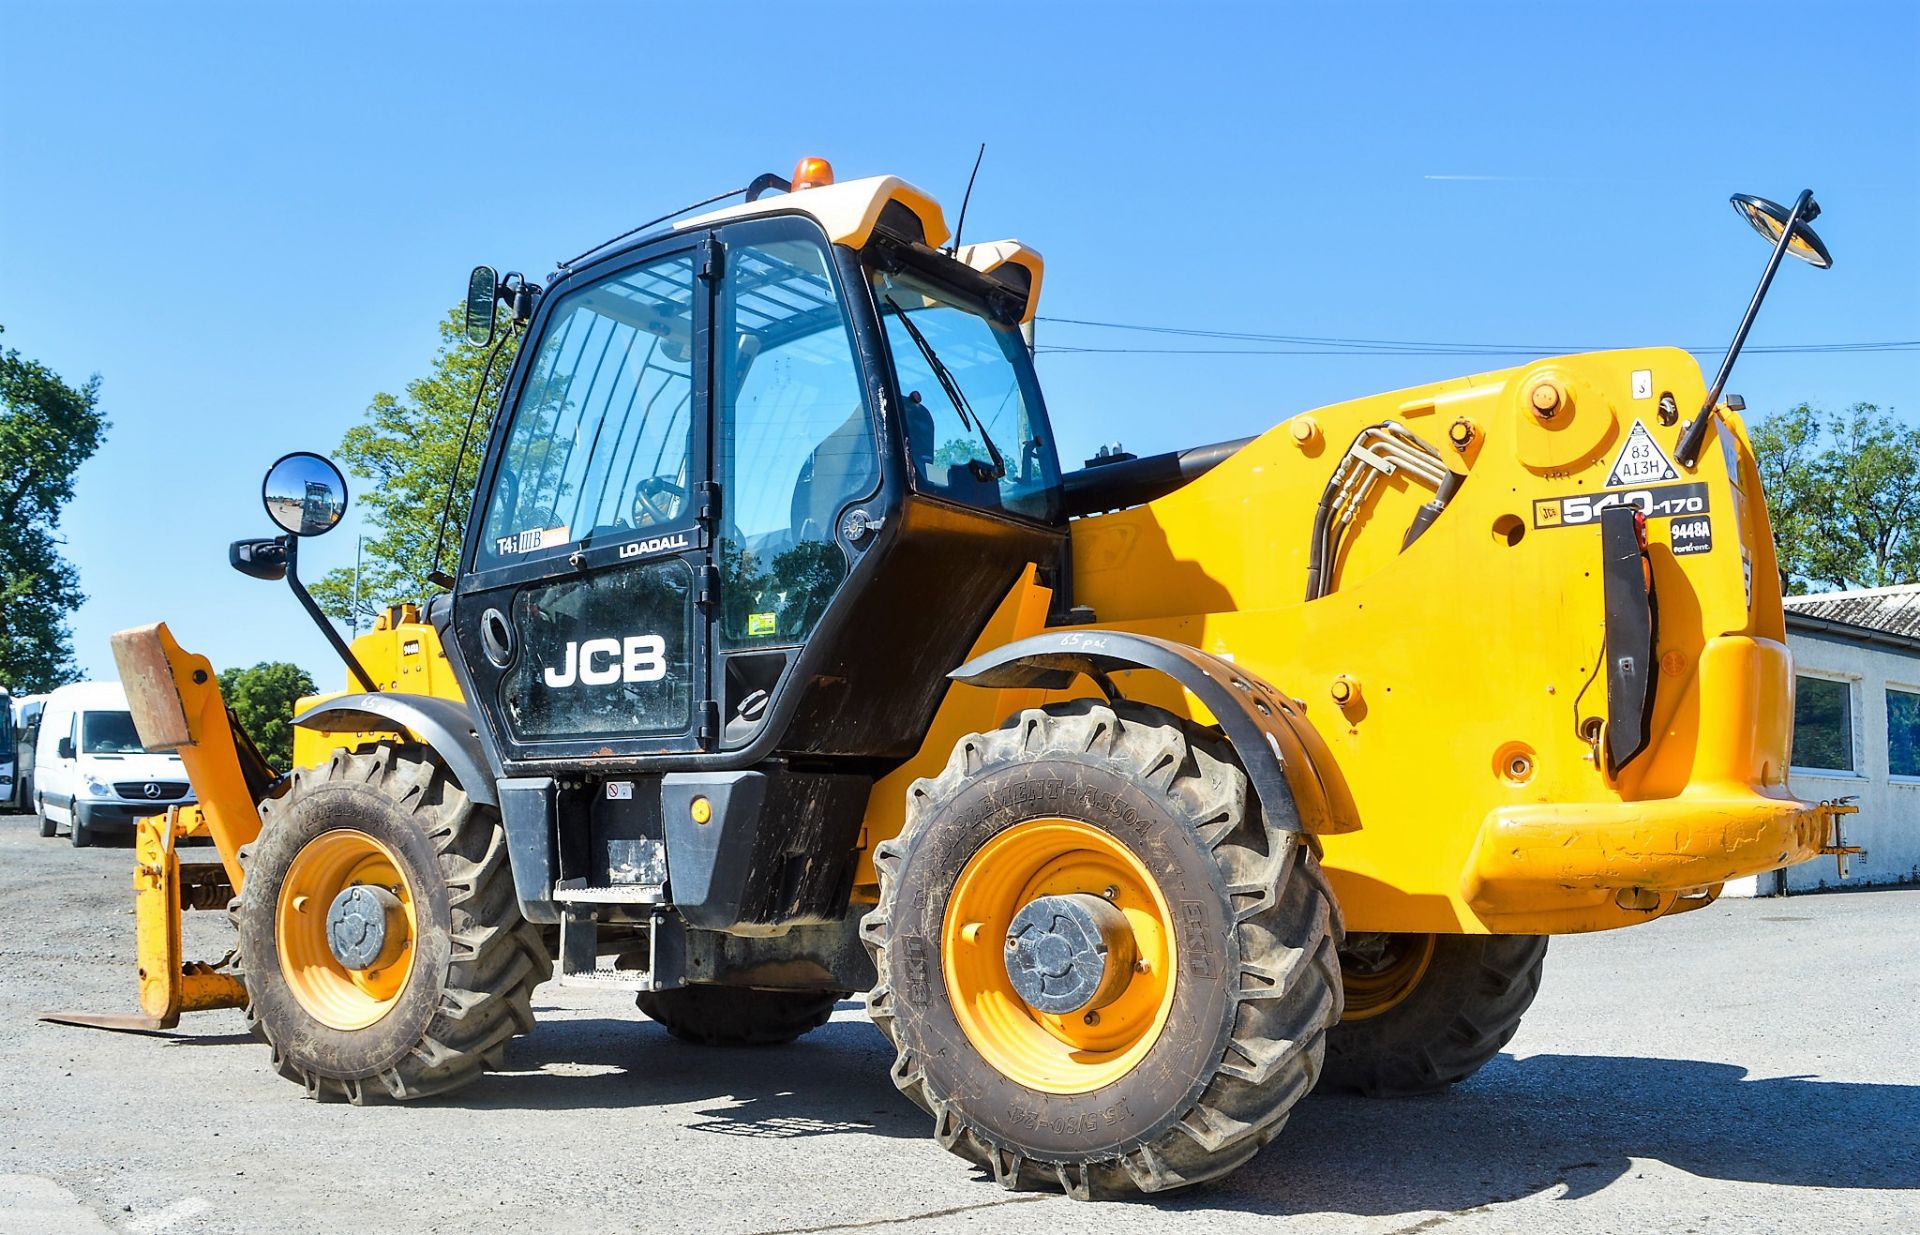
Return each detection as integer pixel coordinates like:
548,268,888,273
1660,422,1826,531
81,710,157,755
873,268,1060,522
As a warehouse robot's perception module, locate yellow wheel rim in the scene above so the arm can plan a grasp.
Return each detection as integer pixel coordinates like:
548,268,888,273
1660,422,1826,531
940,818,1178,1095
275,829,418,1031
1340,932,1436,1021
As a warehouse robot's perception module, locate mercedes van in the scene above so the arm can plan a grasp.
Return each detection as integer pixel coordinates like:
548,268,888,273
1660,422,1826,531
34,682,194,847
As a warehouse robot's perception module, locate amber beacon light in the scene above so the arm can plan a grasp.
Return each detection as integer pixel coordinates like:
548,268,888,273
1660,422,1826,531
791,156,835,190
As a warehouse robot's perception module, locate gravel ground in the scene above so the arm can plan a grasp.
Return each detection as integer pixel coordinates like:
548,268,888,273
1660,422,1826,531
0,818,1914,1234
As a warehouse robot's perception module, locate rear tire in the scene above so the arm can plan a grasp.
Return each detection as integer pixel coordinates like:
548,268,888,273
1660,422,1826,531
636,985,846,1046
234,743,551,1103
1318,932,1546,1097
864,700,1342,1200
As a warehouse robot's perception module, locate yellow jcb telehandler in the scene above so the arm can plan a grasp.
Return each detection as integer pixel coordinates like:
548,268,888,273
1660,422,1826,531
76,160,1854,1199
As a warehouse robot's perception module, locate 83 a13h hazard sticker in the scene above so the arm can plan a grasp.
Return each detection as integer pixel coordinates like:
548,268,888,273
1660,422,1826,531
1606,420,1680,487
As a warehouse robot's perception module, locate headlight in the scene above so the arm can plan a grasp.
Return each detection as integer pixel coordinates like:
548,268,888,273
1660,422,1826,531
83,775,114,798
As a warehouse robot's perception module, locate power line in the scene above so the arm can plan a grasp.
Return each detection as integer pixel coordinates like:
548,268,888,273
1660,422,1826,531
1034,315,1920,357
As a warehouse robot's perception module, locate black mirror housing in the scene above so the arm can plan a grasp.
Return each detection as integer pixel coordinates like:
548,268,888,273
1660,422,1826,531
230,537,289,581
57,737,74,760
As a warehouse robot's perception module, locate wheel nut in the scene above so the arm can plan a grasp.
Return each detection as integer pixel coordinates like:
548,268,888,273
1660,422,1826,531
1102,885,1118,901
1083,1011,1100,1026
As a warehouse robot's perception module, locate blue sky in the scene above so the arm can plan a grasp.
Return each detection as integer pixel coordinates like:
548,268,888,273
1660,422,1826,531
3,0,1915,687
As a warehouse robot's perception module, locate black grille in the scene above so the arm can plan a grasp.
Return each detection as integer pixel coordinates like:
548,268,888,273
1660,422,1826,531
114,781,190,801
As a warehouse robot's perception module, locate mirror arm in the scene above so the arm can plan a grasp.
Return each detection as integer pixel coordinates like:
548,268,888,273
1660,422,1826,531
1676,188,1816,468
282,535,378,693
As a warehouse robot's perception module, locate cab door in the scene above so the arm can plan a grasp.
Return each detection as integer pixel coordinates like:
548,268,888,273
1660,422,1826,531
455,237,717,763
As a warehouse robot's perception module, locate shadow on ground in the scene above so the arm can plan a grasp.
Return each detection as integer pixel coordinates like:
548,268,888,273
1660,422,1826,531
1182,1051,1920,1216
456,1010,923,1141
150,1007,1920,1212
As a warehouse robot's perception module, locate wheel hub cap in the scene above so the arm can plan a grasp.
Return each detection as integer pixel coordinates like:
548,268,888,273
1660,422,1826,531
1005,893,1137,1015
325,884,406,971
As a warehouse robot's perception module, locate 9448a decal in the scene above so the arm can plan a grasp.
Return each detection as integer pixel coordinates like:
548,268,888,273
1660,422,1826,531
1533,482,1709,530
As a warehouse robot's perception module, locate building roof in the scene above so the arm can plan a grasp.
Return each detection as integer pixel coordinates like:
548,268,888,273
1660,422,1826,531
1785,583,1920,657
1784,583,1920,639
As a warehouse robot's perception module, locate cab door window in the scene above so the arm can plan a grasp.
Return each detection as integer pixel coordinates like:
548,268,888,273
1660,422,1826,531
716,233,876,648
477,251,698,567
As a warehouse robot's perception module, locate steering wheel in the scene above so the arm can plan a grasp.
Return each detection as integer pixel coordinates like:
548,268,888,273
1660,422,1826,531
632,477,690,527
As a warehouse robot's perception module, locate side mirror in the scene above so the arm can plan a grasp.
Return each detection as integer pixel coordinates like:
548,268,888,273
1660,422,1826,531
1731,192,1832,268
465,265,500,347
262,452,348,536
57,737,74,760
230,537,289,581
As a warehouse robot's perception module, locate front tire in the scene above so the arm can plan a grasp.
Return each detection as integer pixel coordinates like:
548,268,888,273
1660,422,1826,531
863,700,1342,1200
636,985,846,1046
1318,932,1547,1097
68,804,91,848
37,794,56,838
233,743,550,1103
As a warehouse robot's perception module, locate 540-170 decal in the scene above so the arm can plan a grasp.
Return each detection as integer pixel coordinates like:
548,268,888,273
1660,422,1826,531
1532,481,1709,530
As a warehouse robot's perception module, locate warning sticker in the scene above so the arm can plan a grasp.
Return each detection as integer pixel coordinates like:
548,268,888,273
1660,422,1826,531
747,612,778,637
1606,421,1680,487
1533,482,1709,530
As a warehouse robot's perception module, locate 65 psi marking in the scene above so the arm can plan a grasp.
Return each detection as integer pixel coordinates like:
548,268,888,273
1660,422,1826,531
1533,482,1709,530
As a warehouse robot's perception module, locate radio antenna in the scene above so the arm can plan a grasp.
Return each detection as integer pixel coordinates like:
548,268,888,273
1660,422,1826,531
948,144,986,256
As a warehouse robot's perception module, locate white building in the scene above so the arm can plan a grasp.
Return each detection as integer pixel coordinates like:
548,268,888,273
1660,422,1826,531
1729,584,1920,895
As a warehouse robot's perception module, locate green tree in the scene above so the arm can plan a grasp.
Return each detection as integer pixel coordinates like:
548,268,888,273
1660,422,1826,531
1751,402,1920,592
310,308,520,625
217,661,317,770
0,327,108,693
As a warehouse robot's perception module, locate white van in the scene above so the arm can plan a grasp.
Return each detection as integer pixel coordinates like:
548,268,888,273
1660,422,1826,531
0,690,14,813
34,682,195,847
6,693,48,817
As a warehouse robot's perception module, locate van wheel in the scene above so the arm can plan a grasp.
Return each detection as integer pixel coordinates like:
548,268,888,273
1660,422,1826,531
68,807,92,848
37,795,56,838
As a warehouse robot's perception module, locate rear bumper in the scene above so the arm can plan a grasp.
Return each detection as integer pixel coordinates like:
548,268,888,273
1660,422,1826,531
1467,790,1832,927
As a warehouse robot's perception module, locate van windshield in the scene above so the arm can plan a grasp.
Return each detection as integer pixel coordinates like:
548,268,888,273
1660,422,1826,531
81,711,157,755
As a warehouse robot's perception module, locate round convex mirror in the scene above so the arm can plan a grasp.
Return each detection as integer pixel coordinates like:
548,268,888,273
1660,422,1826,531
1730,193,1833,269
262,451,349,536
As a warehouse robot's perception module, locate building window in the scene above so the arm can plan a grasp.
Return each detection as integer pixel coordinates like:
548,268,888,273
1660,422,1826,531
1792,675,1855,772
1889,688,1920,778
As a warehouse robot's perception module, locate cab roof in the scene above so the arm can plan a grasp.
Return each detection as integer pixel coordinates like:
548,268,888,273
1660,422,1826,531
674,173,1046,325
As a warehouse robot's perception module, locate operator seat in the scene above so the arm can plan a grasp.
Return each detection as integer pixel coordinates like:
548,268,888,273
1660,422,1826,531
789,407,883,543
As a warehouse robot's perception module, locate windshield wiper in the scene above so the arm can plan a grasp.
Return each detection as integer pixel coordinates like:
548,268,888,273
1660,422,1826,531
884,295,1007,480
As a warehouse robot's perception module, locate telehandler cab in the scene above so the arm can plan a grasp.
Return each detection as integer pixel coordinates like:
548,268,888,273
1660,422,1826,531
87,161,1853,1199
